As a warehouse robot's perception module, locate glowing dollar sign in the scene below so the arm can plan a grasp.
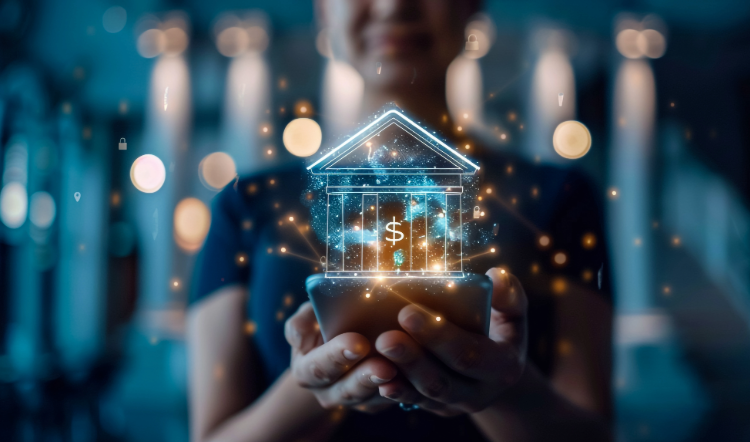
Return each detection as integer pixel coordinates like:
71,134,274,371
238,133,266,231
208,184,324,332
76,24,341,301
385,216,405,245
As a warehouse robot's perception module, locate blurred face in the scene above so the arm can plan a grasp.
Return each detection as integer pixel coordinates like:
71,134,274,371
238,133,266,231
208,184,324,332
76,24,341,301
319,0,479,91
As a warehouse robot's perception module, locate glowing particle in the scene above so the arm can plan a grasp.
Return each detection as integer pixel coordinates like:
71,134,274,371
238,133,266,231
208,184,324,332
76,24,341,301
435,317,442,322
289,216,294,222
609,188,619,199
463,113,469,119
552,277,567,295
174,198,211,253
582,233,596,249
245,321,256,335
480,211,485,216
130,154,166,193
280,247,287,253
554,252,567,265
365,293,370,298
530,263,539,274
500,133,507,140
672,236,681,247
539,235,551,247
354,225,360,231
553,121,591,159
486,188,492,194
465,144,470,150
457,126,463,132
582,269,593,282
266,149,273,155
283,118,322,157
199,152,237,190
663,286,672,295
1,183,28,228
30,191,56,229
491,248,496,253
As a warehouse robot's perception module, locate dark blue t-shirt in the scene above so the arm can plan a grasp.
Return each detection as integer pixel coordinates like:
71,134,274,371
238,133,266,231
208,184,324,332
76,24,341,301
191,147,611,441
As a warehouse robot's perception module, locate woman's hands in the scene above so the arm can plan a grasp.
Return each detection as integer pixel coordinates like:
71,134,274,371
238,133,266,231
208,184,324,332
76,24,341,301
374,268,528,416
285,267,527,417
285,302,397,413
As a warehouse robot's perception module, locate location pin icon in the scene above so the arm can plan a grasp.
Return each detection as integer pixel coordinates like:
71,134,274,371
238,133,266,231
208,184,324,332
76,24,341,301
74,192,81,202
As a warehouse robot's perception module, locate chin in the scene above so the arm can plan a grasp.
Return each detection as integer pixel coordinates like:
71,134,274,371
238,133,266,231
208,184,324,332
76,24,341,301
360,59,435,90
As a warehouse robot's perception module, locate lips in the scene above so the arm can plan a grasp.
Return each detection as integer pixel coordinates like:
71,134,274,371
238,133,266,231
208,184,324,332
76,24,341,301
367,32,432,56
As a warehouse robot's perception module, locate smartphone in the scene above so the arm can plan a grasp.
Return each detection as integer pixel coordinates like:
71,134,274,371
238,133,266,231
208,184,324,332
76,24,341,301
306,273,493,343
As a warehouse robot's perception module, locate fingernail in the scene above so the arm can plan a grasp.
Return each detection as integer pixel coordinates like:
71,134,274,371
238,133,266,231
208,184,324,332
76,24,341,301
370,375,389,384
343,349,360,360
381,344,405,358
402,311,425,332
383,389,402,399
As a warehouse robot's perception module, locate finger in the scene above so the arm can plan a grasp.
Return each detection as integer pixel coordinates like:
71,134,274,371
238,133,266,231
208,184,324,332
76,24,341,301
486,268,527,318
285,302,320,355
486,269,528,351
314,357,397,409
378,378,464,417
292,332,370,388
396,304,519,382
375,330,478,407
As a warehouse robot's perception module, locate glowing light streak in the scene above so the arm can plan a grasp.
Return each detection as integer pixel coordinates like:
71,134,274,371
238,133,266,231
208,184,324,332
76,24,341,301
281,249,320,264
288,219,323,257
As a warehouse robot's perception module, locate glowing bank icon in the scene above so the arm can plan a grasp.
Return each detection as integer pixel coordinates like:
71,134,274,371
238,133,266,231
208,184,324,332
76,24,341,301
308,108,479,278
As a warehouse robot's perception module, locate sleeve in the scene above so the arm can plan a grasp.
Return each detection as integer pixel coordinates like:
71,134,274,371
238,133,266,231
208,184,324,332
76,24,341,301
548,169,612,302
190,186,252,305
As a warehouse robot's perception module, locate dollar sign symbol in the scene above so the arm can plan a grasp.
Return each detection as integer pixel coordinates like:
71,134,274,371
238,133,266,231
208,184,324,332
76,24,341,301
385,216,405,245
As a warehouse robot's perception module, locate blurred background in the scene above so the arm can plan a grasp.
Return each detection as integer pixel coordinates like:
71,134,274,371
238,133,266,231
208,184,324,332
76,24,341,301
1,0,750,441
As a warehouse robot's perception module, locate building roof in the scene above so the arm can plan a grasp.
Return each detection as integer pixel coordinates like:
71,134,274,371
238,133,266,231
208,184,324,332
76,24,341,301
308,109,480,175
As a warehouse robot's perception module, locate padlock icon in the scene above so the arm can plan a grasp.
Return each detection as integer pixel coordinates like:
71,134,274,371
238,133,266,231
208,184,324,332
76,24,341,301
473,206,481,219
465,34,478,51
118,138,127,150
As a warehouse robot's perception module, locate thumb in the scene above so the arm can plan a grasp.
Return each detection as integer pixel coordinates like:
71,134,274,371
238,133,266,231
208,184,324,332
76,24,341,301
485,267,527,319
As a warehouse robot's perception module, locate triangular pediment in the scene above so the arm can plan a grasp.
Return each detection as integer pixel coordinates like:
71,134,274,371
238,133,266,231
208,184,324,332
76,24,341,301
308,109,479,175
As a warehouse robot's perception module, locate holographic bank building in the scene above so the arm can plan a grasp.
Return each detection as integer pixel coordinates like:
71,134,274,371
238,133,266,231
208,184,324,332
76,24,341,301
308,109,479,278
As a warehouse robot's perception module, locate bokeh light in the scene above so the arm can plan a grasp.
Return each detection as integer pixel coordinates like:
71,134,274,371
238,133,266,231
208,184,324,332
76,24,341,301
199,152,237,190
553,120,592,159
216,26,250,57
638,29,667,59
174,198,211,253
0,183,27,229
102,6,127,33
137,29,165,58
130,154,166,193
283,118,322,157
29,191,56,229
616,29,642,59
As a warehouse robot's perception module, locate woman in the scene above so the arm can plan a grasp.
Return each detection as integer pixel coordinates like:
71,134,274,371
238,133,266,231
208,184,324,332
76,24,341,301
188,0,613,440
